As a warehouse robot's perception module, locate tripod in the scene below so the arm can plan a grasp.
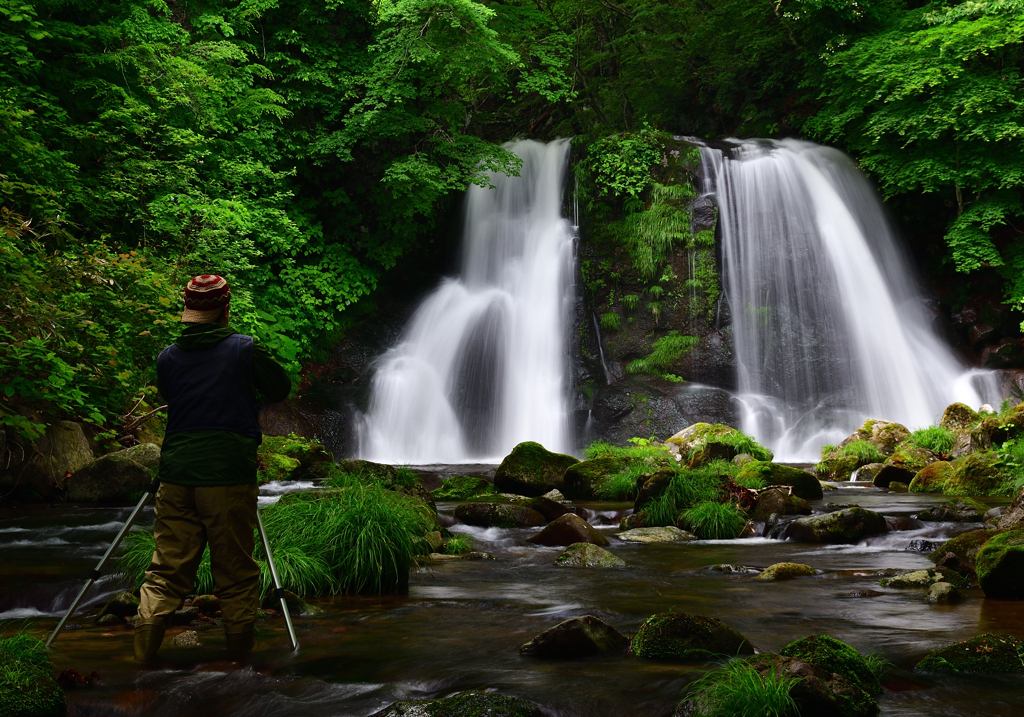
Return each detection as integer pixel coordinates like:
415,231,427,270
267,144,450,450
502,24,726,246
46,480,299,652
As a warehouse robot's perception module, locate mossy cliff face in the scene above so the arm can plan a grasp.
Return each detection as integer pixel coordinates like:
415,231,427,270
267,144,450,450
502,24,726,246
573,133,736,445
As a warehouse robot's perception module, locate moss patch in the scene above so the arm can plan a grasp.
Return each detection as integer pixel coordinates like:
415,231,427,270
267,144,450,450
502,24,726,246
258,452,301,483
976,528,1024,598
780,635,881,695
756,563,816,581
431,476,496,501
631,612,753,662
916,634,1024,674
909,461,954,493
735,462,822,500
944,451,1006,497
0,635,65,717
928,528,1002,564
493,441,579,497
259,434,332,469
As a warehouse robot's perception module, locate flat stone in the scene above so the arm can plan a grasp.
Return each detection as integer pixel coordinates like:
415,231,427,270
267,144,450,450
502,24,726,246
555,543,626,568
616,526,697,543
756,562,816,581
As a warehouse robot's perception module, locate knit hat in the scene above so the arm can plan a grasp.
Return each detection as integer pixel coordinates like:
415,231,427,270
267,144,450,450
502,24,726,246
181,275,231,323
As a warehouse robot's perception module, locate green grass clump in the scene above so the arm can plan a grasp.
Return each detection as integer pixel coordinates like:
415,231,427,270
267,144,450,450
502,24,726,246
584,438,668,461
679,501,746,540
907,426,956,455
599,312,621,332
684,659,798,717
121,484,433,597
835,440,885,463
694,432,772,463
820,444,837,459
640,465,723,526
0,634,65,717
997,437,1024,496
627,330,698,375
443,535,473,555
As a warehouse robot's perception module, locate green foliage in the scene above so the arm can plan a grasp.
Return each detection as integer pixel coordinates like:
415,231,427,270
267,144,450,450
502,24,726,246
997,436,1024,496
641,465,723,526
579,128,664,202
820,444,838,459
443,534,473,555
584,439,669,461
835,440,885,464
0,633,65,717
621,294,640,310
908,426,956,455
627,330,698,377
695,433,773,464
597,464,648,501
684,659,799,717
679,500,747,540
599,312,621,332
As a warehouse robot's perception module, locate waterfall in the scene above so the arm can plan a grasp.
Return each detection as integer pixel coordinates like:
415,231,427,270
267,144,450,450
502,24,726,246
358,139,575,464
700,139,998,461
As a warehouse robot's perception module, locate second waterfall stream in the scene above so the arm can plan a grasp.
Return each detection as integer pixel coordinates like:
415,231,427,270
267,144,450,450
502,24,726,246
358,140,575,464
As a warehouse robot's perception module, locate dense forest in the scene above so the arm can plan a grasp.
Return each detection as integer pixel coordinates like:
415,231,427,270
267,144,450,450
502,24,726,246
2,0,1023,439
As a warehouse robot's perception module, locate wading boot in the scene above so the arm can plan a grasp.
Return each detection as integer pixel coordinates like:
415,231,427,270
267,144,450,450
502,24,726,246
225,629,255,661
133,623,165,665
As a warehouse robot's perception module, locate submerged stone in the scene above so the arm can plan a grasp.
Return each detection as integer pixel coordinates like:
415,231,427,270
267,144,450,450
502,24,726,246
555,543,626,568
454,502,547,529
756,562,816,581
519,615,629,658
616,526,696,543
880,568,962,589
370,691,542,717
785,507,887,544
527,514,609,547
916,634,1024,674
493,441,579,497
780,634,882,695
631,612,753,662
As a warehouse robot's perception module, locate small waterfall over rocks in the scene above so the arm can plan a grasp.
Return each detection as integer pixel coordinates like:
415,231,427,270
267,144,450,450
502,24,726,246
700,139,999,461
358,139,575,464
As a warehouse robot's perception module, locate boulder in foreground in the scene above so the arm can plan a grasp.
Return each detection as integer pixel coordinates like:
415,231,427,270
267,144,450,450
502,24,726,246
528,514,609,547
916,633,1024,673
519,615,629,658
975,528,1024,599
631,612,753,662
780,635,881,695
493,441,579,497
785,507,887,544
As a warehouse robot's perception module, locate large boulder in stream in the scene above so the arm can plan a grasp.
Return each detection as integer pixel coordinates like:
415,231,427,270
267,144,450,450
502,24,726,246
750,488,812,521
631,612,753,662
454,502,546,529
940,403,980,432
927,528,1002,567
840,419,909,456
909,461,954,493
976,528,1024,599
431,475,496,501
780,635,882,695
943,451,1007,496
665,423,772,464
371,691,542,717
0,635,65,717
519,615,629,658
735,462,822,500
66,447,156,503
561,456,631,500
916,633,1024,674
2,420,95,501
527,514,609,547
784,507,887,544
493,442,579,497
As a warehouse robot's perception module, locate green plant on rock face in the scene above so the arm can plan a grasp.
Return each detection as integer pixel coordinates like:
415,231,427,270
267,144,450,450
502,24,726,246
623,182,695,280
692,432,772,464
998,437,1024,496
835,440,885,464
628,330,698,377
908,426,955,454
684,659,798,717
578,127,665,205
622,294,640,310
649,285,665,298
820,444,838,459
679,500,746,540
600,312,621,332
641,465,723,526
584,439,670,461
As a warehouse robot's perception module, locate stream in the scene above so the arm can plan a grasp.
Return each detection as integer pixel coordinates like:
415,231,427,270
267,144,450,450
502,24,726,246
4,477,1024,716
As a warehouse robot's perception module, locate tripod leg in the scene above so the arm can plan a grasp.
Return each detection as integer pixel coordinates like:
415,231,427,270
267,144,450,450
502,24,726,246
47,480,160,649
255,510,299,651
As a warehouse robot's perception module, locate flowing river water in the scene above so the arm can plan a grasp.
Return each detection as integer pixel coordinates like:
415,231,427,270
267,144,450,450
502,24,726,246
4,476,1024,716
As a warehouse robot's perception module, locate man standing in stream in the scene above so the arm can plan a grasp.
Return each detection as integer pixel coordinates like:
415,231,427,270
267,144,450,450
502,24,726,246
134,275,291,663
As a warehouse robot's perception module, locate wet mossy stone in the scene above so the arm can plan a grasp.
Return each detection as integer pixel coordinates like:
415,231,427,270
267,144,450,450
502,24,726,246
909,461,954,493
752,653,878,717
857,463,885,483
927,528,1001,566
880,567,967,590
926,582,962,604
884,443,940,477
0,635,65,717
258,452,301,482
555,542,626,567
997,486,1024,529
976,528,1024,599
454,502,546,529
259,434,332,469
944,451,1006,497
66,451,153,503
519,615,629,657
667,423,773,462
370,690,542,717
817,452,863,482
119,442,161,472
735,462,822,500
940,403,980,432
780,635,882,695
617,526,696,543
916,633,1024,674
750,488,812,521
561,456,631,500
493,441,579,497
917,498,986,523
785,507,887,544
756,562,816,581
97,590,139,620
432,475,495,501
633,468,678,512
527,514,609,547
872,464,914,488
841,419,910,457
631,612,753,662
522,496,572,522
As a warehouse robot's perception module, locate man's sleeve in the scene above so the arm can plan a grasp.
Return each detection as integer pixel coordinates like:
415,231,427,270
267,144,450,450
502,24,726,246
251,343,291,402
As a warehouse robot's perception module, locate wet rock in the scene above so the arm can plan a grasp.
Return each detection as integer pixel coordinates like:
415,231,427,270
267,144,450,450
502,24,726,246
370,691,542,717
843,589,884,598
732,453,755,466
561,456,630,500
96,591,139,624
785,507,887,544
926,582,962,604
119,443,161,472
618,512,641,530
820,480,838,491
856,463,885,483
906,539,939,553
927,528,1001,566
260,590,320,616
0,634,65,716
916,633,1024,673
756,562,816,581
909,461,954,493
96,613,124,627
423,530,444,552
431,475,495,501
527,514,609,547
454,502,546,529
555,543,626,567
190,594,221,616
997,486,1024,529
66,450,154,503
934,551,976,582
9,421,95,501
872,464,915,488
170,607,200,626
630,612,753,662
976,528,1024,599
708,564,760,574
666,423,771,462
917,499,986,522
749,488,812,521
735,462,822,500
617,526,696,543
887,481,909,492
522,496,572,522
493,441,579,497
780,634,882,695
171,630,200,648
519,615,629,657
884,445,940,483
943,451,1006,496
940,403,980,432
840,419,910,457
880,568,962,589
541,489,572,505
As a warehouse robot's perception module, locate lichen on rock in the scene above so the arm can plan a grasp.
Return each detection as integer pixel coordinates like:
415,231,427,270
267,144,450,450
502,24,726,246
916,633,1024,673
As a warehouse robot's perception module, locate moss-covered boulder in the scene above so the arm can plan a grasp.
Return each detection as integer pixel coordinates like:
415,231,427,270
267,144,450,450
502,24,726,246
841,419,910,456
909,461,954,493
927,528,1001,566
880,568,964,589
750,488,813,521
555,542,627,567
432,475,496,501
666,423,772,463
883,444,940,481
756,562,816,581
633,469,678,512
119,442,161,472
527,513,609,547
454,502,546,529
857,463,885,483
259,434,333,469
940,403,980,432
735,462,822,500
780,635,881,695
370,691,542,717
997,486,1024,529
0,635,65,717
944,451,1006,496
630,612,753,662
493,441,579,497
917,499,986,522
519,615,629,658
916,634,1024,673
561,456,631,500
66,449,153,503
976,528,1024,598
785,507,887,544
97,590,139,621
926,582,962,604
258,452,301,482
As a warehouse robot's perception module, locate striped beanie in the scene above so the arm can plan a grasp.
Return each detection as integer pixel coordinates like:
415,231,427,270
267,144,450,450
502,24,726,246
181,275,231,323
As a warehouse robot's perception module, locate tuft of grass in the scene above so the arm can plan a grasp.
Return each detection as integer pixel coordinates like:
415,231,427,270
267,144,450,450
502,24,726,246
599,312,621,332
820,444,837,459
907,426,955,455
835,440,884,463
443,535,473,555
997,437,1024,496
685,659,798,717
584,439,669,461
679,501,747,540
622,293,640,310
121,484,433,597
693,432,772,463
597,464,647,500
863,653,893,682
640,464,725,526
0,633,64,717
627,330,698,375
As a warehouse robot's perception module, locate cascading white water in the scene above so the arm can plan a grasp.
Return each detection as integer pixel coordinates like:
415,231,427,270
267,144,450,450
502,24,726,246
701,139,998,461
358,140,575,464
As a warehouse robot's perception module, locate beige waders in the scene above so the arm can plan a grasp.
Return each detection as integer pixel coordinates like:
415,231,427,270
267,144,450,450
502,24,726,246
135,482,261,662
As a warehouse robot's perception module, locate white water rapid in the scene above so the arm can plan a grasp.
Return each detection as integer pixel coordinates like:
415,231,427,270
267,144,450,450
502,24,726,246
358,140,575,464
700,139,999,461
